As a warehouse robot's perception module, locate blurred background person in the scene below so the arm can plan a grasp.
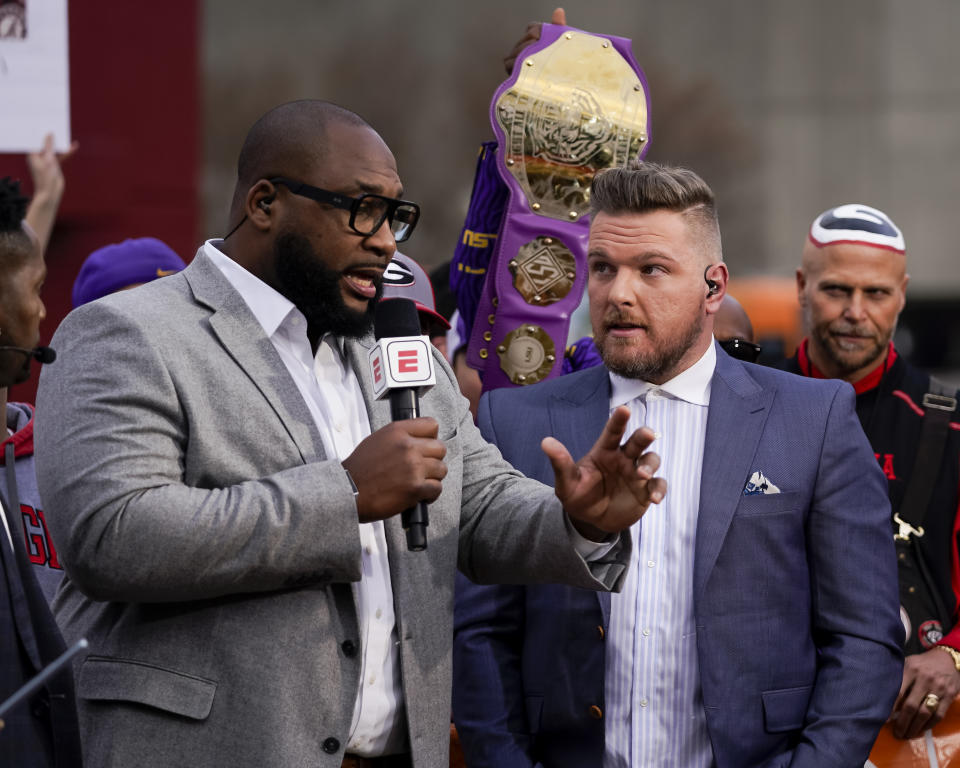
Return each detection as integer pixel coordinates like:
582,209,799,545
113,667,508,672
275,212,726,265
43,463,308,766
71,237,186,308
785,204,960,741
0,174,81,768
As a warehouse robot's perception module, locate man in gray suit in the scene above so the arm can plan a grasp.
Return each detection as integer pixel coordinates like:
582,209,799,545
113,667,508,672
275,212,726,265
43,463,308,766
33,101,664,768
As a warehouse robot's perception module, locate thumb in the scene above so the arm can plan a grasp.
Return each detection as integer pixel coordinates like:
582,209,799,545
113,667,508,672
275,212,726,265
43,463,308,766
552,7,567,25
542,436,577,499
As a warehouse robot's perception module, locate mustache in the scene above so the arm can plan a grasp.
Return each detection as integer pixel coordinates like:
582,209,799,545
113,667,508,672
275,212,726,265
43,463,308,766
601,310,646,328
830,323,875,338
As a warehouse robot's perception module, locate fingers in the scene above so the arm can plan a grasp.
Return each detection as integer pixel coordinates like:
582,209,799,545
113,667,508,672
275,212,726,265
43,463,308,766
620,426,657,463
594,406,631,451
58,139,80,163
396,416,441,440
541,435,576,499
551,7,566,25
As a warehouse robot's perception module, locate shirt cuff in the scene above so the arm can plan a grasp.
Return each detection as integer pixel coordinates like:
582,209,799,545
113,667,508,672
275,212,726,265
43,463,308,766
564,513,618,561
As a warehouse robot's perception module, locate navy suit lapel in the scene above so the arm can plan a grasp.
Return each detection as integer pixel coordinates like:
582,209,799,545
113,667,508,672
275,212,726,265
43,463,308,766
184,251,327,465
694,349,774,606
548,365,613,616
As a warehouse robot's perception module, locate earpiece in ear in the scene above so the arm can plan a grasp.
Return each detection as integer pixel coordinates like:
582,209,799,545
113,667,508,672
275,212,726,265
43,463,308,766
703,265,719,296
258,199,272,212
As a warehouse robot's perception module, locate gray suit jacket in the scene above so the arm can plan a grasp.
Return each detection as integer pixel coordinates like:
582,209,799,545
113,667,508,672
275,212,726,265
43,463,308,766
34,249,630,768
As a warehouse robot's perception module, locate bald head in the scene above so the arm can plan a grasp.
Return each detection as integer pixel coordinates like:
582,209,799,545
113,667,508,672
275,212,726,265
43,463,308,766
229,100,372,219
714,294,754,343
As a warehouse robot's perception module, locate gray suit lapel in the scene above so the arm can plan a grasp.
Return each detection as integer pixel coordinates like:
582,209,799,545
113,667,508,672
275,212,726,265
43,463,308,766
694,348,774,605
183,250,326,464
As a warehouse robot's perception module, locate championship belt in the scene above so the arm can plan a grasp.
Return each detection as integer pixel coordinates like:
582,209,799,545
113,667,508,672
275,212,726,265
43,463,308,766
466,23,651,391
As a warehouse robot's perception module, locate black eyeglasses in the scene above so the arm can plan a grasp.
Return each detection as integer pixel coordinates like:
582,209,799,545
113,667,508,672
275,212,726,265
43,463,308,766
719,338,762,363
269,177,420,242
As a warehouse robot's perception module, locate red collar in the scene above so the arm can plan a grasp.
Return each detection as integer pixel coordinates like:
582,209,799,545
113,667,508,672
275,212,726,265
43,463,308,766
797,339,897,395
0,404,35,464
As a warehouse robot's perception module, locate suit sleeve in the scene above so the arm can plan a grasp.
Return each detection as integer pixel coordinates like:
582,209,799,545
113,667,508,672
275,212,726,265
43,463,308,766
34,302,363,603
790,382,904,767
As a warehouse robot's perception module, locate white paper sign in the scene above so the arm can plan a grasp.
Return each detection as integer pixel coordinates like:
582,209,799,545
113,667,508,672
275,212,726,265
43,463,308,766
0,0,71,153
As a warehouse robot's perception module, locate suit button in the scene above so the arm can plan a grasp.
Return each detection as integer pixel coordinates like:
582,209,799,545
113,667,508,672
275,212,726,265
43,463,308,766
597,625,605,640
341,640,357,657
589,705,603,719
322,737,340,754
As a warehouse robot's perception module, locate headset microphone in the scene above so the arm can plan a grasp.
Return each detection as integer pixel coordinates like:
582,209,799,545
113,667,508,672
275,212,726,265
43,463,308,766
0,346,57,364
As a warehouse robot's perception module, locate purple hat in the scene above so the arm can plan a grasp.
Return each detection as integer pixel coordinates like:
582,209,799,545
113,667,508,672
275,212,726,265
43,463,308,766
380,252,451,331
73,237,187,308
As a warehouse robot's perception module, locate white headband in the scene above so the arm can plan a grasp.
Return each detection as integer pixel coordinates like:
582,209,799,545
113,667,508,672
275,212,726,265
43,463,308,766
808,203,905,254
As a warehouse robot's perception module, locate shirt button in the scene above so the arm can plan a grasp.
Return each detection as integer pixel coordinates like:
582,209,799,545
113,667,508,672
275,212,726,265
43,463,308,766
334,423,344,433
642,628,651,637
640,698,649,708
375,608,383,619
364,545,372,555
588,705,603,719
369,674,376,685
647,560,656,568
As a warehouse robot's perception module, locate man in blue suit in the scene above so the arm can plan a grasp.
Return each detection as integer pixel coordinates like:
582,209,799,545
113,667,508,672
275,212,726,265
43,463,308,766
452,161,903,768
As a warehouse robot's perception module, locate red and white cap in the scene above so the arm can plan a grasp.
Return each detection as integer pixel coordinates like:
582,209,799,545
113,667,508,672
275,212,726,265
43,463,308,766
380,252,451,330
808,203,905,254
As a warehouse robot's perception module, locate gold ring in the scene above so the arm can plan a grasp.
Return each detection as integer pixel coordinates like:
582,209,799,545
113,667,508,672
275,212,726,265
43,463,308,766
925,693,941,711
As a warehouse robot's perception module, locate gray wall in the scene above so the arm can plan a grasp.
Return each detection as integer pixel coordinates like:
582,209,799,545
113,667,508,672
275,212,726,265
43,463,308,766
203,0,960,293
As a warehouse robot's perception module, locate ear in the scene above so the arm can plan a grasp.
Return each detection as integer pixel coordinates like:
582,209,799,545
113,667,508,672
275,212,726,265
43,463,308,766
795,267,808,307
245,180,278,231
704,262,729,313
899,272,910,313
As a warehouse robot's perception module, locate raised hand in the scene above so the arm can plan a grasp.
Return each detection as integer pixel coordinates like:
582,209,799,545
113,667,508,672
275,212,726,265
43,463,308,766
542,405,665,540
503,7,567,75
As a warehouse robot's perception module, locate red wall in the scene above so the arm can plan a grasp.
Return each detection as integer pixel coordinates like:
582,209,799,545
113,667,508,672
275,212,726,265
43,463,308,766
2,0,200,404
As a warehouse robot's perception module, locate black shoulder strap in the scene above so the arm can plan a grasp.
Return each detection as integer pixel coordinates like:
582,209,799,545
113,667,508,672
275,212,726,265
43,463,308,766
897,377,958,527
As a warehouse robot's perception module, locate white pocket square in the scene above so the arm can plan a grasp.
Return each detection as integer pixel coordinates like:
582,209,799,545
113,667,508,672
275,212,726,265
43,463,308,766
744,471,780,495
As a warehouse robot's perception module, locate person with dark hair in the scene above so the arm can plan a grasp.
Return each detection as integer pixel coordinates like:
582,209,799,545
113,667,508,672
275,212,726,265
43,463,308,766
453,160,902,768
0,176,81,767
784,204,960,741
33,100,667,768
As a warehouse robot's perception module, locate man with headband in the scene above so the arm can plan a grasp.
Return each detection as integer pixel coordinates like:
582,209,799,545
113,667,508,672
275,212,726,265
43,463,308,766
785,203,960,739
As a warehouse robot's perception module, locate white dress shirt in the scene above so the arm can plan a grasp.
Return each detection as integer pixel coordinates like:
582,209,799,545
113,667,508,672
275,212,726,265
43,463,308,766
604,341,716,768
204,241,404,756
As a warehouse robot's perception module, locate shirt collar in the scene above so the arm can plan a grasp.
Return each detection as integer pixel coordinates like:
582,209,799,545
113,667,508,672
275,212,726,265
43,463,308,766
609,340,716,409
203,239,302,339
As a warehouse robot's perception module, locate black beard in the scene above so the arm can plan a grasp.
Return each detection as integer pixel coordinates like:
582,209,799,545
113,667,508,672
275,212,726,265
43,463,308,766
273,232,380,339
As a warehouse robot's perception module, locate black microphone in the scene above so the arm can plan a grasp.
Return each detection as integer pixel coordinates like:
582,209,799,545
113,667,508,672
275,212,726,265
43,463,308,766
0,345,56,363
372,298,436,551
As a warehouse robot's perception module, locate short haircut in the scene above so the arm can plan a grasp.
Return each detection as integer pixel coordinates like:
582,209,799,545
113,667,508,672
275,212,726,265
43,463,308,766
230,100,371,217
0,176,33,272
590,160,722,263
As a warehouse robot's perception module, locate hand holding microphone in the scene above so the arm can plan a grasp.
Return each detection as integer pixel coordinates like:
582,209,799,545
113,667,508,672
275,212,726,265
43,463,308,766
341,298,441,551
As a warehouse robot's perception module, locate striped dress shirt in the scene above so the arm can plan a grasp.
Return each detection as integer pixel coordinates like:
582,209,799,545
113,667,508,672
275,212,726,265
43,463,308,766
604,342,716,768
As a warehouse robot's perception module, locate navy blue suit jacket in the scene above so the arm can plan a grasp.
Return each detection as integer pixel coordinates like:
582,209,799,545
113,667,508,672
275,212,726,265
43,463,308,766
453,346,903,768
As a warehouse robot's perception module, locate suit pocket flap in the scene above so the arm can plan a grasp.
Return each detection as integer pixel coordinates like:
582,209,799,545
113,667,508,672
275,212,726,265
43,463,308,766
79,656,217,720
761,685,812,733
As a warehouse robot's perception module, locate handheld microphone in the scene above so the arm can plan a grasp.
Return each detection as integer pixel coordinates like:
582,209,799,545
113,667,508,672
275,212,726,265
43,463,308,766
371,298,437,551
0,345,56,364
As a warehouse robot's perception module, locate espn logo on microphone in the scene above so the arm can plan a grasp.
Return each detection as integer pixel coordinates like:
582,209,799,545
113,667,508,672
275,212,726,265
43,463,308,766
370,336,437,399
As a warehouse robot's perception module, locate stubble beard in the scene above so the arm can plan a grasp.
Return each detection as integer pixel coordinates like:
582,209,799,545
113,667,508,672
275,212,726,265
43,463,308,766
806,305,891,378
595,307,705,382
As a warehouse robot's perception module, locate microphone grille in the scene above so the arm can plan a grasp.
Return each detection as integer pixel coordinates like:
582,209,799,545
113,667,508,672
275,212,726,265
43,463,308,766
374,298,421,340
